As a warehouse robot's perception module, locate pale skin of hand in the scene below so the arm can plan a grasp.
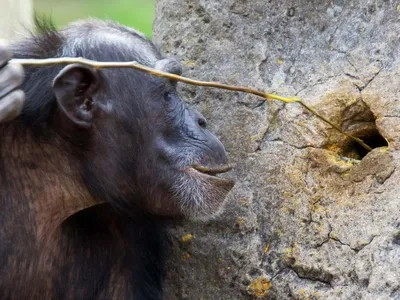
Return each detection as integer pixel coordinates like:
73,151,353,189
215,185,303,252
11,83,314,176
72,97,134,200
0,40,25,123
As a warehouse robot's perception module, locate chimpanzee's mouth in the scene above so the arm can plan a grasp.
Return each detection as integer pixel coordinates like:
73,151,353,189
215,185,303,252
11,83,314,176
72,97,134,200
191,164,233,176
188,164,235,188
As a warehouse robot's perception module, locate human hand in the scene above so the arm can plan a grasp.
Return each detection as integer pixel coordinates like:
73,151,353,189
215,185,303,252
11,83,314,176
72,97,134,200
0,40,25,122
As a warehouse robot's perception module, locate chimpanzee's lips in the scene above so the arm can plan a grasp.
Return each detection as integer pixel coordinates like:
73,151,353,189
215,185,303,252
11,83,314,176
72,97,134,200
188,164,235,188
192,164,233,175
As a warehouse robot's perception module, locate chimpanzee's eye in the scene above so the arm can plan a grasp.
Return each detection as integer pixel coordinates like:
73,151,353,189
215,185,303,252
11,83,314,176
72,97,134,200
164,92,173,102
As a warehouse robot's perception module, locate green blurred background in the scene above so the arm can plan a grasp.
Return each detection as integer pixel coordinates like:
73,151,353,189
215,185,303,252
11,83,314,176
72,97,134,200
33,0,156,37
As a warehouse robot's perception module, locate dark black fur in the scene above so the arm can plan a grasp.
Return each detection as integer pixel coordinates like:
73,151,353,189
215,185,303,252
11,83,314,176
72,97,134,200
4,20,168,300
55,206,165,300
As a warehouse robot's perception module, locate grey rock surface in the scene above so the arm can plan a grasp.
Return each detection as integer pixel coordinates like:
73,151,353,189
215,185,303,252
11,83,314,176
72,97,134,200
153,1,400,299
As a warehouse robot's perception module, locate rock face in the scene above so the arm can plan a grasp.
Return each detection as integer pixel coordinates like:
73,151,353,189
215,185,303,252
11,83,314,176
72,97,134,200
153,1,400,299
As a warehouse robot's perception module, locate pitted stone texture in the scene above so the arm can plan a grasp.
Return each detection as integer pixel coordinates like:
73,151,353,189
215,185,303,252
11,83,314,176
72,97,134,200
153,1,400,299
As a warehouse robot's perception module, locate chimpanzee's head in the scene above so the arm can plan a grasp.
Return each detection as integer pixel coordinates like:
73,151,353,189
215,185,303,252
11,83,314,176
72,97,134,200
14,20,234,220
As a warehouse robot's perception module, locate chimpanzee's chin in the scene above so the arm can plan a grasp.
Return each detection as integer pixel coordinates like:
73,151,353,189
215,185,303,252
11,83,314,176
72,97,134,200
171,169,235,221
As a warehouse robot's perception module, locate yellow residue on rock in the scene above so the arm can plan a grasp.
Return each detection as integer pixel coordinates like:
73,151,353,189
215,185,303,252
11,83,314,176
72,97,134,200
183,60,197,69
297,289,322,300
283,242,300,264
182,253,191,260
240,198,249,207
236,216,246,226
181,234,194,243
247,277,272,297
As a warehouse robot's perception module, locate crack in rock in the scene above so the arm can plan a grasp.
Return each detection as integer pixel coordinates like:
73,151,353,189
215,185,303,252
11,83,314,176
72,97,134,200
349,67,382,92
288,266,333,288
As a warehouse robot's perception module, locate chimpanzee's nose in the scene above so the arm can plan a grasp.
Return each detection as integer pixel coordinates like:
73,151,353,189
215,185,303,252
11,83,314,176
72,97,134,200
191,110,207,129
197,116,207,129
189,109,228,166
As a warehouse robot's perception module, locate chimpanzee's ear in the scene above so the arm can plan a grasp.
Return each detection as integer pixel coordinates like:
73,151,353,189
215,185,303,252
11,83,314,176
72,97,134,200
53,64,100,128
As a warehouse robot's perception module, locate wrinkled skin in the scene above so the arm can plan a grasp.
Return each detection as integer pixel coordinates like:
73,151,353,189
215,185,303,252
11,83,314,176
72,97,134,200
75,61,235,220
0,41,25,122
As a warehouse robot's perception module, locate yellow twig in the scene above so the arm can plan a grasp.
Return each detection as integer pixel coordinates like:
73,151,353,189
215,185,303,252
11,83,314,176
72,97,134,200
297,102,372,151
10,57,372,151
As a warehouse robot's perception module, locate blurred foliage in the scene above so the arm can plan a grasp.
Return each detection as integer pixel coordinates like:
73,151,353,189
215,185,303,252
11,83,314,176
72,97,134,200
33,0,155,37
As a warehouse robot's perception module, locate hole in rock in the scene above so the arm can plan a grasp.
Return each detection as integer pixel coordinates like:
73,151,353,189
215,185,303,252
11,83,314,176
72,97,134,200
340,125,387,160
318,92,388,160
350,129,387,159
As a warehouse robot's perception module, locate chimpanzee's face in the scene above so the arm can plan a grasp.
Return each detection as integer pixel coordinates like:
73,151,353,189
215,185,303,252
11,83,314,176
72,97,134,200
53,58,234,220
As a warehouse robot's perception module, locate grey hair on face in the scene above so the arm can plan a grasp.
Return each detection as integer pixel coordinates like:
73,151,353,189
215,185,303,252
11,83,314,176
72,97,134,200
169,152,231,221
173,176,228,221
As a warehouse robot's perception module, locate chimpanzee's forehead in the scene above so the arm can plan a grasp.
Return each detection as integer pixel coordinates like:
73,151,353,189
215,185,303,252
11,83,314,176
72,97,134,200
61,19,162,67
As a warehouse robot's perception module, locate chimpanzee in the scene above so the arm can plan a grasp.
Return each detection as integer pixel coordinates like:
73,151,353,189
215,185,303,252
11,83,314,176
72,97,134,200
0,20,234,300
0,41,25,122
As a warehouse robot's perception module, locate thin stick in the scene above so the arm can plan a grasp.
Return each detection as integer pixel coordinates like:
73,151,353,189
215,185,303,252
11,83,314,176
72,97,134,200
11,57,298,103
297,102,372,151
10,57,372,151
